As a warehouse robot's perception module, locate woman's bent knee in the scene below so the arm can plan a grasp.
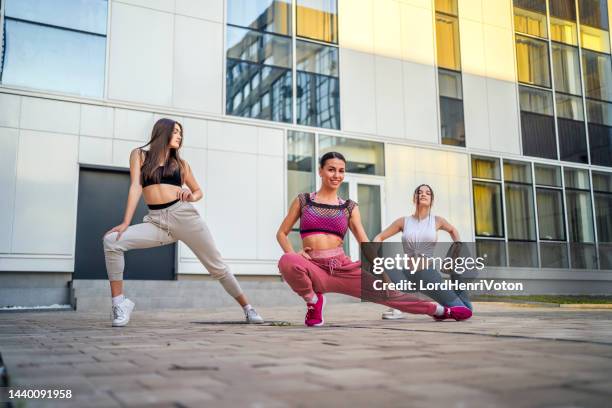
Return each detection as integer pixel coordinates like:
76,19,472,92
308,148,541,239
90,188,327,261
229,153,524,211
102,233,119,251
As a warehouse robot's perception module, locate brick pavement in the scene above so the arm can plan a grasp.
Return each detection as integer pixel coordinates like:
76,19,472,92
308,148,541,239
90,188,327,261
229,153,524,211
0,302,611,408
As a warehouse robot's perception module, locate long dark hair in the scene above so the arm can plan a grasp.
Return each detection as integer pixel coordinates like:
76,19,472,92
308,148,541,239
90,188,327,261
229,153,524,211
319,151,346,168
413,183,434,219
140,118,186,184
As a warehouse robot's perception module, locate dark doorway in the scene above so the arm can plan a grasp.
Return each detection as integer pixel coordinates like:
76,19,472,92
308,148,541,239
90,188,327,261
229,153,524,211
74,166,176,280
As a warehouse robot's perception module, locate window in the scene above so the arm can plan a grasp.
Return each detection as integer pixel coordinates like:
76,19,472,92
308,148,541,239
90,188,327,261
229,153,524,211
587,100,612,166
578,0,609,30
472,156,505,266
519,86,557,159
504,160,538,267
296,0,338,43
582,50,612,102
1,0,108,97
552,43,582,95
565,168,596,268
226,0,339,129
514,0,548,38
296,40,340,129
318,136,384,176
535,164,568,267
593,171,612,268
435,0,465,147
516,35,552,87
550,0,578,45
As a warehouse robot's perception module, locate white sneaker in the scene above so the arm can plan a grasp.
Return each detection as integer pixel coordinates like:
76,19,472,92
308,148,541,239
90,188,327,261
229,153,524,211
382,308,405,320
111,298,135,327
245,308,264,324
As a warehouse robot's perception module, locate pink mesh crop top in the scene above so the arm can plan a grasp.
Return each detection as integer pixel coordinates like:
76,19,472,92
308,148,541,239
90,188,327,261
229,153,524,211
298,192,358,240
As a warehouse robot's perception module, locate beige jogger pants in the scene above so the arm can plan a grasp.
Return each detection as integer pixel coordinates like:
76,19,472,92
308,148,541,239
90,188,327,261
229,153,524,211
102,200,243,298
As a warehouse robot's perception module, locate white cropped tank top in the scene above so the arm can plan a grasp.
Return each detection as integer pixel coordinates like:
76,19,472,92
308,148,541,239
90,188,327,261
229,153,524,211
402,214,438,257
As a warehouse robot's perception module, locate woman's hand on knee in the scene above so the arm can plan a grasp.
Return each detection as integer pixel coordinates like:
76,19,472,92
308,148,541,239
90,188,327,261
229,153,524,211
105,223,128,241
298,247,312,260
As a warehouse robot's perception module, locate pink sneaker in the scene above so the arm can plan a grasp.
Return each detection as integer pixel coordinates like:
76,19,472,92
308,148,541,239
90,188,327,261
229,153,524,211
433,306,472,321
305,293,326,327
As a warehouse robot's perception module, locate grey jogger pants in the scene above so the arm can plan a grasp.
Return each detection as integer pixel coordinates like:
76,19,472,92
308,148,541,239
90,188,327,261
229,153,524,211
102,200,243,298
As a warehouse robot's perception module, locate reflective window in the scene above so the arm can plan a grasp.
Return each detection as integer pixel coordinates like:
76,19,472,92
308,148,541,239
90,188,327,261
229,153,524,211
2,19,106,97
578,0,609,30
504,165,537,241
436,14,461,71
580,25,611,53
536,188,566,240
586,99,612,125
552,43,582,95
513,0,547,13
593,171,612,267
5,0,107,34
226,60,292,122
514,3,548,38
227,0,292,35
476,239,506,267
565,167,591,189
436,0,458,15
296,0,338,43
556,93,585,121
535,164,562,187
296,40,340,129
226,26,292,68
588,118,612,166
508,241,539,267
565,167,596,268
540,242,570,268
519,86,557,159
472,156,501,180
473,181,504,238
440,95,465,147
318,136,384,176
504,160,532,183
582,50,612,102
550,0,577,22
438,69,463,99
550,18,578,45
516,35,551,87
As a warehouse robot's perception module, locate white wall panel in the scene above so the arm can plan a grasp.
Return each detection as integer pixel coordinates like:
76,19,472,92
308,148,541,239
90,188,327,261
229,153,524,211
463,74,490,150
206,150,257,259
79,136,113,165
487,78,520,154
373,0,402,59
112,139,142,167
173,16,223,114
79,105,114,138
400,3,435,66
114,109,154,142
256,155,284,260
338,0,374,53
12,130,78,254
482,0,512,30
114,0,175,13
458,0,483,22
20,97,79,134
178,146,207,261
375,56,405,138
175,0,223,22
182,117,208,149
108,2,174,106
484,25,515,83
0,93,21,128
340,48,377,135
402,61,438,144
258,127,284,157
0,128,18,252
207,121,259,154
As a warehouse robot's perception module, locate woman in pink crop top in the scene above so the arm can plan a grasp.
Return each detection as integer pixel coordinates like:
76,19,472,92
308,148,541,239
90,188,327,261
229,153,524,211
276,152,440,327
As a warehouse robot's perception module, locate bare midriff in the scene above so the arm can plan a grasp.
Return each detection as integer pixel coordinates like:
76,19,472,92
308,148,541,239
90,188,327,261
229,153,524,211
142,184,182,205
302,233,343,252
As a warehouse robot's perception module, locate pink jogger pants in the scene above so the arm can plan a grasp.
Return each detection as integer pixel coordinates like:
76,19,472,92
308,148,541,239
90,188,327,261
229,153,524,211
278,247,436,316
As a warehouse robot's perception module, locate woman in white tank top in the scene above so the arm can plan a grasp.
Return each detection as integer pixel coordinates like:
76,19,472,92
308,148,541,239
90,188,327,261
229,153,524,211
373,184,472,321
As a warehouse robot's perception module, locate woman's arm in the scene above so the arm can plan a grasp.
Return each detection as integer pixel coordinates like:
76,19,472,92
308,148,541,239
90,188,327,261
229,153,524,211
181,162,203,202
372,217,404,242
276,198,302,254
105,149,144,239
437,216,461,242
348,206,369,244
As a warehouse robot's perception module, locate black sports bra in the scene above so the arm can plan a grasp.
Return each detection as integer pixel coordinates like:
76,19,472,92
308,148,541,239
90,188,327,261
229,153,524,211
140,151,182,188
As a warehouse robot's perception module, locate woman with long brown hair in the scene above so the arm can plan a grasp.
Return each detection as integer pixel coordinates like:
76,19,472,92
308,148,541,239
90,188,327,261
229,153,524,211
103,118,263,326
